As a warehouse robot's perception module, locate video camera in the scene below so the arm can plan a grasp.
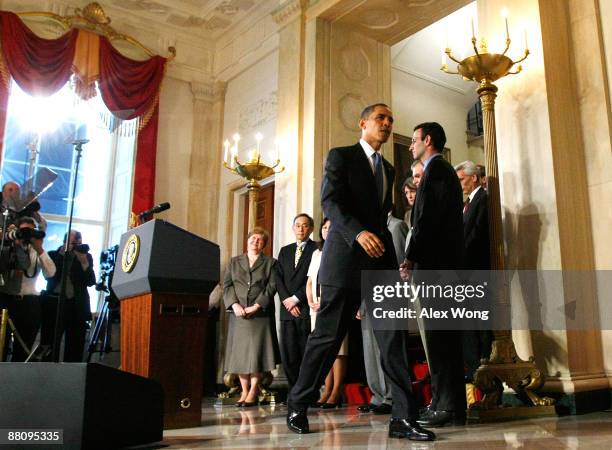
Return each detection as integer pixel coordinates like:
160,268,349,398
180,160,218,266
96,245,119,307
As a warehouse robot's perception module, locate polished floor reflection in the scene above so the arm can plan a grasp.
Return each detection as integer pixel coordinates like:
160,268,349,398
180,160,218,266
158,402,612,449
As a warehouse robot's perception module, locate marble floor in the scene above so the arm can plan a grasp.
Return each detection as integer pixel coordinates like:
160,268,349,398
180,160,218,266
154,401,612,449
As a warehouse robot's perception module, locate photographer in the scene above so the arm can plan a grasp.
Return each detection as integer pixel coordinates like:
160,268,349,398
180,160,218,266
0,204,30,361
1,181,47,231
42,230,95,362
10,217,56,361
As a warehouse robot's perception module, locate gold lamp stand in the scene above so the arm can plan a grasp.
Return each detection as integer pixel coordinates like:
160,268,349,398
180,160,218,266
442,31,555,421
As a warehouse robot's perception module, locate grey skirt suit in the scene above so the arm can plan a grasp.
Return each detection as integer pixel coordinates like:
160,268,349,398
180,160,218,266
223,254,280,374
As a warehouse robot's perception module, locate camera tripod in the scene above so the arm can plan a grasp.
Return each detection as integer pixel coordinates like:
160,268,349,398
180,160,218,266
86,296,118,362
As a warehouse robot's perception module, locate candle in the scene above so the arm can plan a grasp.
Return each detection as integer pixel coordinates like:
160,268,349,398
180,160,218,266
255,132,263,159
524,28,528,50
275,138,280,162
230,145,237,168
223,139,230,163
441,50,445,66
501,8,509,40
471,18,475,39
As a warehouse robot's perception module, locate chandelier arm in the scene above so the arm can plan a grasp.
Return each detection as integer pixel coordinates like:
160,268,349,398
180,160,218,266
441,65,460,75
500,38,511,57
507,66,523,75
512,50,530,65
446,50,463,65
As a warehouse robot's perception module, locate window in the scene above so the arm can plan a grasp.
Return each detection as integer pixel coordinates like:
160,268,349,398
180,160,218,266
0,80,136,311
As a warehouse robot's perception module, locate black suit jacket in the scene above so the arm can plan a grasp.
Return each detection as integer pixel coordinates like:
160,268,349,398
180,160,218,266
463,187,490,270
275,239,317,320
319,143,397,288
406,154,464,270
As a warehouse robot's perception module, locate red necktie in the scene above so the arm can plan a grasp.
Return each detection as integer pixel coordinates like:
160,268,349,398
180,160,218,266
463,197,471,215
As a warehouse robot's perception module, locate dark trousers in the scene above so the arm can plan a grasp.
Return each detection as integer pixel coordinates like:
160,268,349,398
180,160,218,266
11,295,42,361
41,297,87,362
288,286,418,419
280,318,311,388
423,329,466,413
463,329,493,380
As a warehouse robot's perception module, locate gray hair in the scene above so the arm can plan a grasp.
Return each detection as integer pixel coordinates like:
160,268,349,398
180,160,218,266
411,160,423,169
454,160,479,177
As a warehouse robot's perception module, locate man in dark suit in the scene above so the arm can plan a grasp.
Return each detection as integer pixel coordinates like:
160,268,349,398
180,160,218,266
43,230,96,362
400,122,466,427
275,213,316,389
455,160,493,380
286,104,435,441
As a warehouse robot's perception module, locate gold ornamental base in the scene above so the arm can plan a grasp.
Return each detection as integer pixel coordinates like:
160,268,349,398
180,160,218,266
467,405,557,423
214,372,277,407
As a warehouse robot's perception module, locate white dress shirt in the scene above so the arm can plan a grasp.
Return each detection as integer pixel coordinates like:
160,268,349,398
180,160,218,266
19,245,56,296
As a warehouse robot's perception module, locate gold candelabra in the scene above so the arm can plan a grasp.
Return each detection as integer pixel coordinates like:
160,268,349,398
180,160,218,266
222,132,284,230
441,14,555,421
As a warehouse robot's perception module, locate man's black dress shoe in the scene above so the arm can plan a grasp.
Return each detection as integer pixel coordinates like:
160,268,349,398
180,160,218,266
417,410,466,427
388,418,435,441
371,403,392,415
287,410,309,434
357,403,374,413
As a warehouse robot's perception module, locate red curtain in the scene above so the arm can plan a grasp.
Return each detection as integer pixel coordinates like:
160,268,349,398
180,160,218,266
0,11,77,96
0,11,166,213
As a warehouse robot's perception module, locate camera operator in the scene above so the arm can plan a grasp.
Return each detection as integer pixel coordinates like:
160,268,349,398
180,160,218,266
42,230,95,362
10,217,56,361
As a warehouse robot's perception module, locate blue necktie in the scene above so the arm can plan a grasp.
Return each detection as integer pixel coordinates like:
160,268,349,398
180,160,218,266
372,152,384,204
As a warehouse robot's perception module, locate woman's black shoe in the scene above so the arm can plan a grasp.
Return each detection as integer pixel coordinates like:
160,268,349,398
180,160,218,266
320,401,341,409
242,401,258,407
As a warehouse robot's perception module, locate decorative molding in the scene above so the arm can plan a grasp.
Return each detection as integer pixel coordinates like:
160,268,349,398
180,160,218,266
404,0,437,7
359,8,399,30
191,80,227,103
340,44,371,81
392,63,471,95
338,93,365,131
238,91,278,134
271,0,304,28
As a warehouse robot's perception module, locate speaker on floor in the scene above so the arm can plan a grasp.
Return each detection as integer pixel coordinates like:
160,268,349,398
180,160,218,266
0,362,164,449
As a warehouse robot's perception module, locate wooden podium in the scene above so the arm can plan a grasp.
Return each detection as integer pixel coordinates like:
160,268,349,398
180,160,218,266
112,220,219,429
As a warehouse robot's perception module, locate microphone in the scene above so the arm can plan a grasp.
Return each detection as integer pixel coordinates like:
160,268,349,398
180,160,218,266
138,202,170,219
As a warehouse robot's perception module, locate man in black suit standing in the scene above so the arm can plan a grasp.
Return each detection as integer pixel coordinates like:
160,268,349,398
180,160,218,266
401,122,466,427
286,104,435,441
275,213,316,390
455,160,492,381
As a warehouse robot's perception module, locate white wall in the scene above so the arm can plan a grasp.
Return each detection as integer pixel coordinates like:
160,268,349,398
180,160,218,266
217,50,279,259
155,77,194,229
391,69,483,165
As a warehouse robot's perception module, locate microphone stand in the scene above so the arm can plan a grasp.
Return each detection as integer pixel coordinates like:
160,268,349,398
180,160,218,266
51,139,88,362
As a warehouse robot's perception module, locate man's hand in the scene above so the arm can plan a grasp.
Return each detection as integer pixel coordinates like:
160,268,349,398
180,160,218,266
243,303,262,318
30,237,44,255
357,231,385,258
283,297,301,317
399,259,413,281
356,309,363,320
75,250,88,265
232,302,246,318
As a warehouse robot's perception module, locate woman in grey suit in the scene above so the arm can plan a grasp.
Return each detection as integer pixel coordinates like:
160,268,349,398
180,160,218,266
223,227,278,407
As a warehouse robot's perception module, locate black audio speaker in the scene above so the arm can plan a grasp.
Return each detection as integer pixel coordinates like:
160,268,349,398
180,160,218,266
0,363,164,449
